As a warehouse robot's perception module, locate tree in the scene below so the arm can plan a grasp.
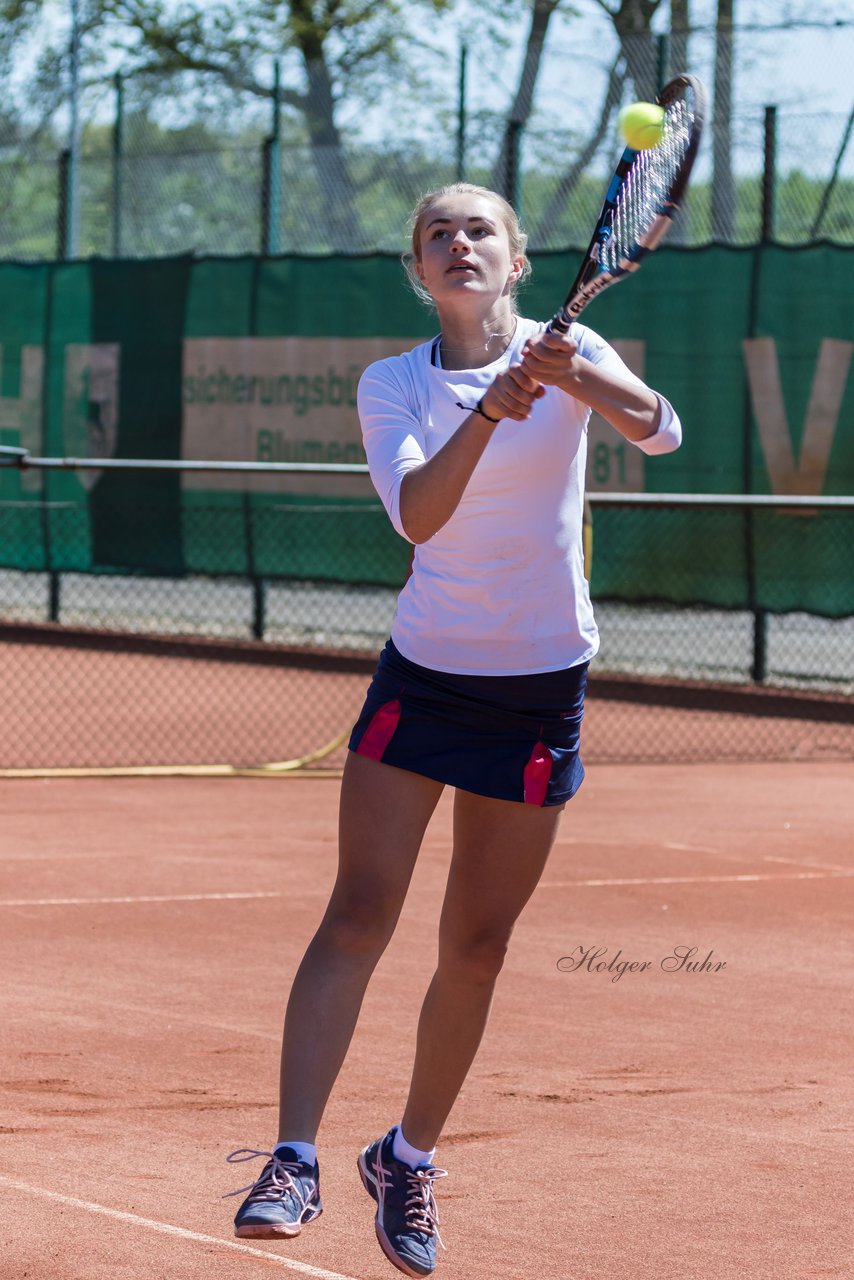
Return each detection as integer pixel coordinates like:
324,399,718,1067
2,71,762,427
490,0,563,198
670,0,689,77
0,0,454,247
601,0,663,103
532,0,662,245
711,0,735,240
116,0,464,245
533,54,627,245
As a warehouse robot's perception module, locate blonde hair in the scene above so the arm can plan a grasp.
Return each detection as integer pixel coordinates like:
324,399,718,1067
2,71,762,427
402,183,532,308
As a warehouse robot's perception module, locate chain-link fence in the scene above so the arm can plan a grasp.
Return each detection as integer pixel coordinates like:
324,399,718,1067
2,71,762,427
1,458,851,772
1,19,852,259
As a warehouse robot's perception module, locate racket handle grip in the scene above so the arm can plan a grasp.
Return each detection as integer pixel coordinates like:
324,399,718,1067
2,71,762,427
548,309,572,335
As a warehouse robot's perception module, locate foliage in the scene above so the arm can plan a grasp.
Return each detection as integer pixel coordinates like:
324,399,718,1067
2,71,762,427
0,3,851,257
1,110,851,259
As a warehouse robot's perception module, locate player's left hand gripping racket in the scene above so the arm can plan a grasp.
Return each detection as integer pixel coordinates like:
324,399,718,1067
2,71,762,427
549,74,707,332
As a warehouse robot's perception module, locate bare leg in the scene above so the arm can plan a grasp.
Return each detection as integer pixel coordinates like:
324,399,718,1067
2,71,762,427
277,752,444,1142
401,790,565,1151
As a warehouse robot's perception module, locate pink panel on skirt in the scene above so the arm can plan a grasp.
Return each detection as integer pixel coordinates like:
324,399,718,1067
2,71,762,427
523,741,553,806
355,699,402,762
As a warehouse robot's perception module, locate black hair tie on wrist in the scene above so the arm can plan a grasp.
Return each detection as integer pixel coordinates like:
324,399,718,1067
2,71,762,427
456,398,500,424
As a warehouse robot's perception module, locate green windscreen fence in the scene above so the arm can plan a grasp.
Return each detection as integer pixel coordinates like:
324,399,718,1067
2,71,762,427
1,247,853,614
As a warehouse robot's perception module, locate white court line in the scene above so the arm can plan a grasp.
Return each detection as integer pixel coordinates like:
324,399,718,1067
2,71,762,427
0,891,284,908
762,854,853,874
558,838,723,855
538,870,854,889
0,1175,359,1280
662,841,720,855
3,872,852,907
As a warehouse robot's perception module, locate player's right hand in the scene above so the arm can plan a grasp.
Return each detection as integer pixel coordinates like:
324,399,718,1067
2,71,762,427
481,363,546,422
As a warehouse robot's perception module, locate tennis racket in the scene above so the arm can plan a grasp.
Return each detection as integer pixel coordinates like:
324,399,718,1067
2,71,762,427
549,74,707,333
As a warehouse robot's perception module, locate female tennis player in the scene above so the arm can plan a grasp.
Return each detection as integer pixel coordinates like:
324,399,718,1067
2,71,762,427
226,183,682,1276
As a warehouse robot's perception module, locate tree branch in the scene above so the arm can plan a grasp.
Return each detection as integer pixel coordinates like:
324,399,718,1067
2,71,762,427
490,0,562,195
534,51,626,246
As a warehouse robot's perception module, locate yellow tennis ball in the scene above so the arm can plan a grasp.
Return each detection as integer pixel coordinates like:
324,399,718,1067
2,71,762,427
618,101,666,150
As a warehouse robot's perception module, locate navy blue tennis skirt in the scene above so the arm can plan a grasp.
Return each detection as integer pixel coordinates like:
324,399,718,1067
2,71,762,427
348,638,588,807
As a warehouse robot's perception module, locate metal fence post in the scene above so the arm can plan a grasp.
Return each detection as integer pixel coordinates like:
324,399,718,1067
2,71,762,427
261,60,282,255
762,104,776,242
67,0,81,258
48,571,61,623
456,41,468,182
749,104,778,683
112,73,124,257
242,491,266,640
57,150,71,259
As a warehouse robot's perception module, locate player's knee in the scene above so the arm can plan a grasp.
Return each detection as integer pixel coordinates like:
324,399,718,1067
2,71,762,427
318,898,397,959
440,929,511,983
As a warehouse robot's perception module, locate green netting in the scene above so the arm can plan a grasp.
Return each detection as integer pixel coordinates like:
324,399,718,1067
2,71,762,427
0,247,852,610
590,506,853,615
181,492,409,585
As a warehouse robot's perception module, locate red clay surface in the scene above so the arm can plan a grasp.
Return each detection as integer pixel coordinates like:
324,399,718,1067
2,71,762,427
1,763,852,1280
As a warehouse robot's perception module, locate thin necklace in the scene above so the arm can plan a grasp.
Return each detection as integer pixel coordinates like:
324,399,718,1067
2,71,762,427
439,317,518,357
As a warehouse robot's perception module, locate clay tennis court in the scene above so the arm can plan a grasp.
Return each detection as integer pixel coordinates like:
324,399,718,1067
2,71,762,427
2,759,851,1280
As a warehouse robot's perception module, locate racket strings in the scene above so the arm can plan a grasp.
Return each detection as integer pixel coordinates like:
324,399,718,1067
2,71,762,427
601,97,693,270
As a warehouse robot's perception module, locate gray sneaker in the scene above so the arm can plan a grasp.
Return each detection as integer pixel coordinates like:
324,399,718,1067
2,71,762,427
225,1147,322,1238
358,1130,447,1276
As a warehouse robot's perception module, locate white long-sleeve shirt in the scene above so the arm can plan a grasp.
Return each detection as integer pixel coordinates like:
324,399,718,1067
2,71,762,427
357,316,681,675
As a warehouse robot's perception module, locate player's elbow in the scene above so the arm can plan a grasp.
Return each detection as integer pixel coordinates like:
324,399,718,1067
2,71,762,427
401,518,437,546
634,399,682,456
658,416,683,452
397,469,440,544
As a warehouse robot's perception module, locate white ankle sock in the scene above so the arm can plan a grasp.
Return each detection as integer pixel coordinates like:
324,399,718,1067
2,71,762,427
274,1140,317,1166
392,1124,436,1169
